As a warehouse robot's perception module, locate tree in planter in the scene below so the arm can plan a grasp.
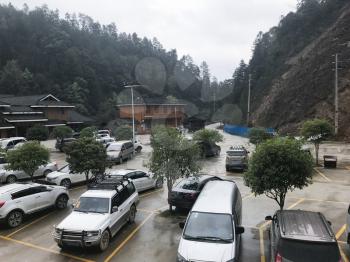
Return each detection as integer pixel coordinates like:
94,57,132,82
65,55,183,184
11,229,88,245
193,128,223,144
66,137,107,185
80,126,97,138
52,126,73,139
249,127,273,145
6,141,49,181
301,119,333,165
26,125,49,141
149,126,201,203
244,137,313,210
114,125,132,140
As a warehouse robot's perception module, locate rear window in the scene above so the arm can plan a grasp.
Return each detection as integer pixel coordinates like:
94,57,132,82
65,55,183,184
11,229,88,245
227,150,245,156
278,239,340,262
176,179,199,190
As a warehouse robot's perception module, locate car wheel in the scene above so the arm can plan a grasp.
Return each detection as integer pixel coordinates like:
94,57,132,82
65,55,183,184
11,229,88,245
7,210,23,228
136,147,142,153
6,175,17,184
99,230,110,252
155,178,163,188
119,158,123,164
128,205,136,224
43,169,52,177
56,194,68,209
60,179,71,189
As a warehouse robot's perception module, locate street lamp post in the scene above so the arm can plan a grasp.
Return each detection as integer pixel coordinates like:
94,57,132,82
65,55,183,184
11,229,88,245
124,85,143,154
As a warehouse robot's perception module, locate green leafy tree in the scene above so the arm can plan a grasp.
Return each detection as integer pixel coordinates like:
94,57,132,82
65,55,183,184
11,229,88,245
80,126,97,138
26,125,49,141
66,137,107,184
301,119,333,165
114,125,132,140
6,141,49,181
52,126,73,139
244,137,313,210
249,128,273,145
149,126,201,194
193,128,223,144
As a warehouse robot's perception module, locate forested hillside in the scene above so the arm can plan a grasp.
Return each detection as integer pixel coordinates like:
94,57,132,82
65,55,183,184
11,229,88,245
225,0,350,135
0,4,215,125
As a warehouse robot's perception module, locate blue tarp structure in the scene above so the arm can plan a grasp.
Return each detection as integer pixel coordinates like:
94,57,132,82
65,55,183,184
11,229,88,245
223,124,276,137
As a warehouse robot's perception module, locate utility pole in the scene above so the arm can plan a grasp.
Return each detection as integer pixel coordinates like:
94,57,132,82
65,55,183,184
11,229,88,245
334,54,339,136
213,87,216,113
247,73,252,126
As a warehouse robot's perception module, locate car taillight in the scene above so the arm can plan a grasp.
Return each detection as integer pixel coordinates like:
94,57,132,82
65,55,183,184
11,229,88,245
276,253,282,262
0,201,6,208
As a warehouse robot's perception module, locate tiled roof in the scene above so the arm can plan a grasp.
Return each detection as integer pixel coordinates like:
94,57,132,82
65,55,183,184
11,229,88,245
0,94,73,107
68,111,94,123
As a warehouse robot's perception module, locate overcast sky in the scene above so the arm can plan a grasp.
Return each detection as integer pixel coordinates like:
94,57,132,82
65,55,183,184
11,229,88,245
6,0,296,80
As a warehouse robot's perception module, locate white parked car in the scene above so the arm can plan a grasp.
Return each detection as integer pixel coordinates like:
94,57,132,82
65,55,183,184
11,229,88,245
107,169,163,192
0,137,27,151
0,162,58,184
0,183,69,227
46,165,101,188
54,179,138,251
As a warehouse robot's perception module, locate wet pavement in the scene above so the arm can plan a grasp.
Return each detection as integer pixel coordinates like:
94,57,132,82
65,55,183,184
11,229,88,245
1,127,350,262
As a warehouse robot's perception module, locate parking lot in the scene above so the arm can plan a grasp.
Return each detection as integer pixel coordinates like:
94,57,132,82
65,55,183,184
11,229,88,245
1,130,350,262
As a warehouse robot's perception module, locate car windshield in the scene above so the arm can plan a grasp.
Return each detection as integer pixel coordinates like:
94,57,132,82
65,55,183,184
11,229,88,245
279,239,340,262
107,144,122,151
58,165,70,173
183,212,233,243
176,178,199,190
74,197,110,213
227,150,245,156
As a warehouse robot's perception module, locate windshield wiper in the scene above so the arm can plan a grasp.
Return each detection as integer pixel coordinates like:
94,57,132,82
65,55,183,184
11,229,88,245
184,235,232,243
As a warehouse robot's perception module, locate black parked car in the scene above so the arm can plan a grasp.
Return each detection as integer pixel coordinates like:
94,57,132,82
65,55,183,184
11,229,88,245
55,138,76,152
266,210,341,262
168,175,222,211
196,141,221,157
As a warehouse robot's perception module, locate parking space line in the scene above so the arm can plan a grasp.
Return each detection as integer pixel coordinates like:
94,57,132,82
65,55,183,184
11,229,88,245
336,224,347,240
243,193,254,200
289,197,348,205
104,213,154,262
0,235,94,262
314,168,331,182
287,198,305,210
139,189,163,198
259,228,266,262
69,185,87,191
6,211,54,238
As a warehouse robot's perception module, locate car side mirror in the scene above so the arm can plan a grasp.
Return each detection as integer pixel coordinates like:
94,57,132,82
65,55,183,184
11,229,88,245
236,226,245,234
112,206,118,213
179,221,185,229
265,216,273,221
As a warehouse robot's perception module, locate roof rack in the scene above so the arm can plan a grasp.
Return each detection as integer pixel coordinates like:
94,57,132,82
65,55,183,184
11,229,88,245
88,177,130,193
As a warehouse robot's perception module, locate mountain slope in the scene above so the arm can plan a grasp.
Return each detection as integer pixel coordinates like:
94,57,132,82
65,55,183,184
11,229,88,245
250,1,350,136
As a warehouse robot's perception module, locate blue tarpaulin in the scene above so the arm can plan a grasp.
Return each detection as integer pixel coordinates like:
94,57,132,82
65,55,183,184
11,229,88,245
223,124,276,137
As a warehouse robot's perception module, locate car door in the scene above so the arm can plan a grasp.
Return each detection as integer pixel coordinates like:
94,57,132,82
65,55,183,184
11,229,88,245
31,186,55,209
109,188,130,236
270,217,279,262
11,188,40,213
129,172,142,191
140,172,154,189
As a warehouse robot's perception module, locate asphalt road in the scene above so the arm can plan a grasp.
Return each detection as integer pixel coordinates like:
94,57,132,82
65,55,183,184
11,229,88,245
1,127,350,262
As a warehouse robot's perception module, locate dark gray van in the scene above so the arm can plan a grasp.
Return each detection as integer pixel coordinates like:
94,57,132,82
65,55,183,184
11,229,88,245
266,210,341,262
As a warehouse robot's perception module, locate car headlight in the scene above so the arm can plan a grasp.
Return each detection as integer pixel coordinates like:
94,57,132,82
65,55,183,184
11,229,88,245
84,231,100,237
177,253,187,262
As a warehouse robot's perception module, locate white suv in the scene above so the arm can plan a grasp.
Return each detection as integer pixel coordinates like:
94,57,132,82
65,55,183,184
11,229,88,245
46,165,100,188
54,179,138,251
0,183,69,227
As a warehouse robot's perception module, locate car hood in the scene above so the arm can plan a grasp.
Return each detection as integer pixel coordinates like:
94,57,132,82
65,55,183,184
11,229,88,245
107,150,120,156
46,171,67,179
178,238,234,262
57,211,109,231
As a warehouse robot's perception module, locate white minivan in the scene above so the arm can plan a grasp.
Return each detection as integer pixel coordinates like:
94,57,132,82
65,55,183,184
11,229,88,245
177,180,244,262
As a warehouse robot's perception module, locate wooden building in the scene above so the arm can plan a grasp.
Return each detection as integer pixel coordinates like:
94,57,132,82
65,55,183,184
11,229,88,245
116,100,186,134
0,94,93,137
